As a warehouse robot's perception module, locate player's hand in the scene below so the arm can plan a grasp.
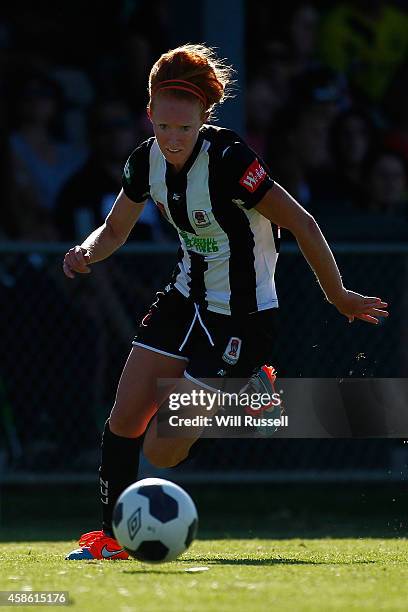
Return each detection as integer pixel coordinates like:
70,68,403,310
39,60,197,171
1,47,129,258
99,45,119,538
63,245,92,279
333,289,389,325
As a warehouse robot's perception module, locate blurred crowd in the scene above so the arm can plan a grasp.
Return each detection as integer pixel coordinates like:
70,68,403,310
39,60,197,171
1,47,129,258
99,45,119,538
0,0,171,244
247,0,408,239
0,0,407,244
1,0,407,470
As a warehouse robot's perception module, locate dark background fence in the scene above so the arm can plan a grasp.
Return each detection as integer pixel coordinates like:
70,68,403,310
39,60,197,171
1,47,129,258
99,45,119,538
1,242,406,481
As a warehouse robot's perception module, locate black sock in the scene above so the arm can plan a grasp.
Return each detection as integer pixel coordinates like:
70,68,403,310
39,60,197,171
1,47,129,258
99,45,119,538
99,420,142,536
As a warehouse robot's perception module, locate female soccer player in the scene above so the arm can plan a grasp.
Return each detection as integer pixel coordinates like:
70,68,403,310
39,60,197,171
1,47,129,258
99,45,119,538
64,44,388,560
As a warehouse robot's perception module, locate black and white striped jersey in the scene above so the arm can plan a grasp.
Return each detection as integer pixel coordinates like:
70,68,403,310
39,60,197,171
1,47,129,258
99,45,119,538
122,124,280,316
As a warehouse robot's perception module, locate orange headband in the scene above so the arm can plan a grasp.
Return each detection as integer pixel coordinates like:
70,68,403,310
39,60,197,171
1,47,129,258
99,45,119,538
152,79,207,108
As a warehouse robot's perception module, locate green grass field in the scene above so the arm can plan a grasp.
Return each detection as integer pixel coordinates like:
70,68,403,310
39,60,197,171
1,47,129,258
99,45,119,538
1,484,408,611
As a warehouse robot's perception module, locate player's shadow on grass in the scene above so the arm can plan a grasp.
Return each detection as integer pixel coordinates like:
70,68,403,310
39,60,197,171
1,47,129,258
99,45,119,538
210,558,377,566
181,558,377,566
122,558,377,572
122,569,190,575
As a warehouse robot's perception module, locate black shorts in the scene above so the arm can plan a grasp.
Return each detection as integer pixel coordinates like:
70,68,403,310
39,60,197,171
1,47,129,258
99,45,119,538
133,287,278,387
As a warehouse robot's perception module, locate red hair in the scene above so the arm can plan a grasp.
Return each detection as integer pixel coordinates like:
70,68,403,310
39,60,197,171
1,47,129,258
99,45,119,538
148,44,234,119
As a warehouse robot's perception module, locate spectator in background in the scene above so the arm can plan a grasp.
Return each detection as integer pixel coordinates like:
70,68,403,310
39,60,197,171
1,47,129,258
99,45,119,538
246,3,321,156
92,0,170,115
329,107,378,210
319,0,408,105
383,62,408,163
287,1,320,78
264,65,352,223
0,84,57,241
360,149,408,217
246,1,320,78
266,98,336,215
246,74,281,156
119,0,170,112
291,65,350,120
55,99,166,242
8,67,86,212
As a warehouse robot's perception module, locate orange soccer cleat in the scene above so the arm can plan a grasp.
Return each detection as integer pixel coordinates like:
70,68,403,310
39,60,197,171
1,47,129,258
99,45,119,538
241,364,283,421
243,365,277,411
65,530,129,560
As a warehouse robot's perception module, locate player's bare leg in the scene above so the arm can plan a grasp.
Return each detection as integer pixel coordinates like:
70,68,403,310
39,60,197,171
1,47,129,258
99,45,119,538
100,345,187,530
143,365,280,468
109,345,186,437
143,411,200,468
143,377,221,468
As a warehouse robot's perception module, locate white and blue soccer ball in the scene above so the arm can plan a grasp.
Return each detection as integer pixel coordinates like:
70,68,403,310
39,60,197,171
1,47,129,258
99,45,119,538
112,478,198,563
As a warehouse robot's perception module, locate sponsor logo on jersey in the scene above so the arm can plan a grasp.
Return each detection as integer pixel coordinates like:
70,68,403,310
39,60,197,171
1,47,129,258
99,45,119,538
239,159,267,193
193,210,211,227
222,337,242,365
179,230,219,253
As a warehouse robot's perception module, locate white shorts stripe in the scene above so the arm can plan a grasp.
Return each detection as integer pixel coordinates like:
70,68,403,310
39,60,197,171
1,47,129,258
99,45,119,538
184,370,222,392
132,341,189,361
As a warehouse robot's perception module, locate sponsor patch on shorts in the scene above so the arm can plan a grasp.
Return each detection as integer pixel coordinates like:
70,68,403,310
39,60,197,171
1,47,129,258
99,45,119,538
222,337,242,365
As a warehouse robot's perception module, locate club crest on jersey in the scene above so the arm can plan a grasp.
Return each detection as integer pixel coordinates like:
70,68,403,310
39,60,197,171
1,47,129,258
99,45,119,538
239,159,267,193
222,337,242,365
193,210,210,227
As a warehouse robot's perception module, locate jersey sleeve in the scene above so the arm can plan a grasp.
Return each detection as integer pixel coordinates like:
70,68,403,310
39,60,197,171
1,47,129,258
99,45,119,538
222,142,274,210
121,139,152,203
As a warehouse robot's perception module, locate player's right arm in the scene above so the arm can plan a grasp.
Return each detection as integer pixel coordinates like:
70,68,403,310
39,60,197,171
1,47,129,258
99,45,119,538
63,189,145,279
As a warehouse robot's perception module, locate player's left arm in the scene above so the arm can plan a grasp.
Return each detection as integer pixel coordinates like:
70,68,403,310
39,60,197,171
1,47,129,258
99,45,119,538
255,183,389,324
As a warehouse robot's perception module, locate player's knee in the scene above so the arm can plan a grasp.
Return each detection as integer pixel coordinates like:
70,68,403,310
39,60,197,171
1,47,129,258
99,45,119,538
109,413,146,438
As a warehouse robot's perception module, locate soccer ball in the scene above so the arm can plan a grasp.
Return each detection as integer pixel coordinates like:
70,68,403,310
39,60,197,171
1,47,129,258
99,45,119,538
112,478,198,563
